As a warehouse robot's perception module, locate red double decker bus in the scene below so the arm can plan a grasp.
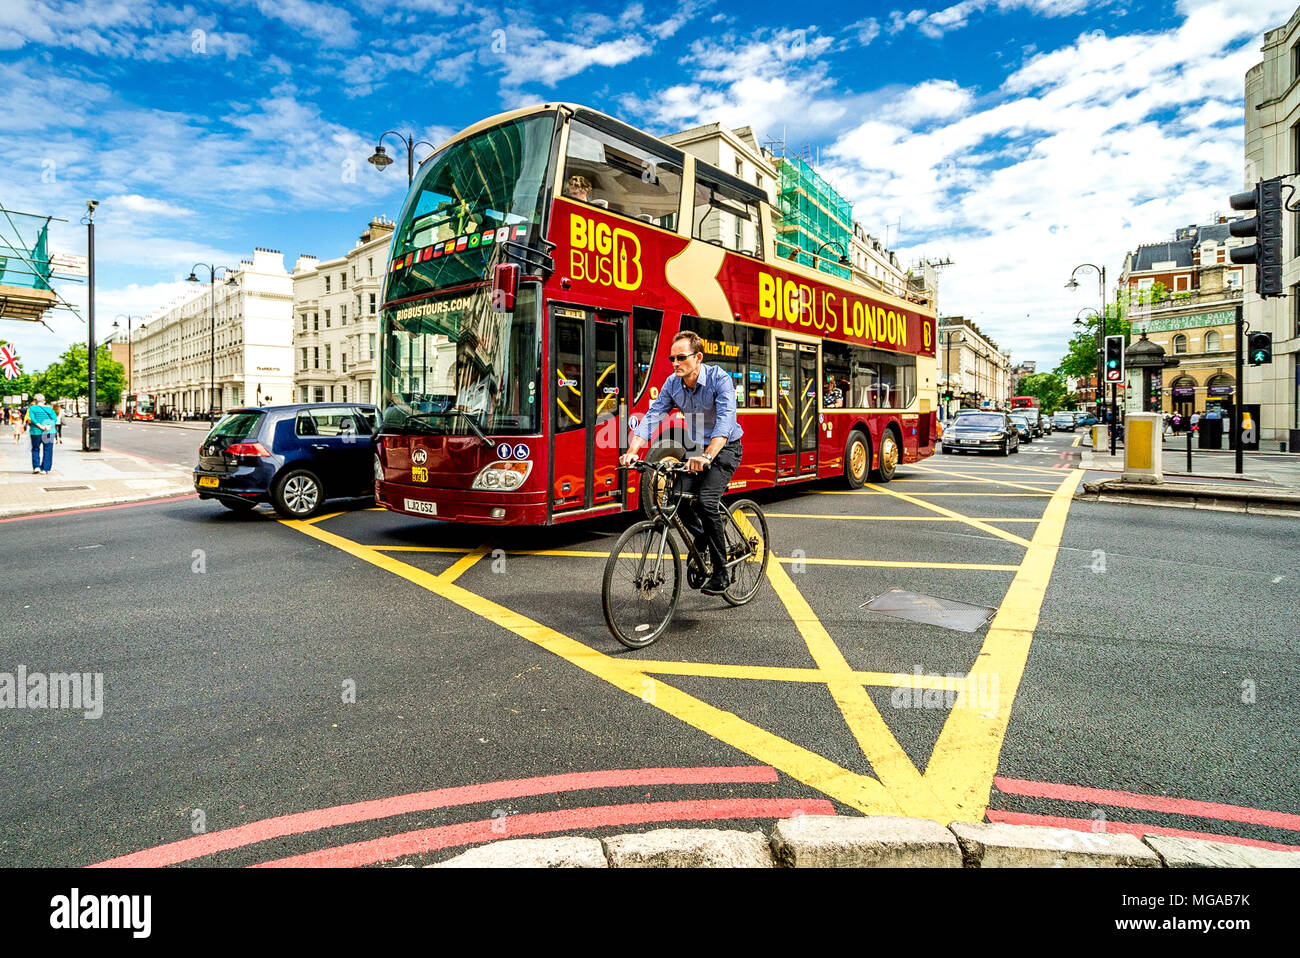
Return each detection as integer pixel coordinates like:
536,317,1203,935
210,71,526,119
123,392,155,421
375,104,938,526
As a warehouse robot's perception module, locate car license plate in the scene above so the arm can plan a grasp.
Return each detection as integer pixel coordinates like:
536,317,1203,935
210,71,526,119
403,498,437,515
198,476,219,488
961,439,979,444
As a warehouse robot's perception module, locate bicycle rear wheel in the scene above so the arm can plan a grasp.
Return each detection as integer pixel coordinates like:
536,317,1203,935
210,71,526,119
721,499,770,606
602,520,683,649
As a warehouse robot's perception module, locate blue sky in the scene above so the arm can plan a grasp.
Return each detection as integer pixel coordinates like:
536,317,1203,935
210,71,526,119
2,0,1295,371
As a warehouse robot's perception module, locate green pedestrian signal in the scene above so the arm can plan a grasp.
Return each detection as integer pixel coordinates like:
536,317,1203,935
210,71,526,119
1248,331,1272,365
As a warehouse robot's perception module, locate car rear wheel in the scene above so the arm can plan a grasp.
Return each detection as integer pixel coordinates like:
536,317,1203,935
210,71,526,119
272,469,323,519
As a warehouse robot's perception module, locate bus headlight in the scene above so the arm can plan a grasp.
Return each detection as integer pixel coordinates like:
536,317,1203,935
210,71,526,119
472,461,533,491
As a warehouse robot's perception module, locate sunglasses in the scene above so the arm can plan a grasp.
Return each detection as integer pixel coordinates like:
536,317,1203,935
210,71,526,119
669,352,698,363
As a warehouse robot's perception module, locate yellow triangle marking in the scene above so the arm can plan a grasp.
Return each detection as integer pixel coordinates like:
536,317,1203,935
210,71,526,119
283,518,900,816
922,469,1084,820
862,483,1033,548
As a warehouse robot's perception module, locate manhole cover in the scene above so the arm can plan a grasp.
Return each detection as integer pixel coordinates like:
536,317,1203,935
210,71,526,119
43,485,92,492
860,589,996,633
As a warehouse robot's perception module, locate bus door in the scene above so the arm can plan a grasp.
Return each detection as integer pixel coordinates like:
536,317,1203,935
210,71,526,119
776,340,818,478
550,305,627,513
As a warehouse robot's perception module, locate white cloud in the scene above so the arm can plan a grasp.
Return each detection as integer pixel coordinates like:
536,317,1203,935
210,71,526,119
106,195,195,218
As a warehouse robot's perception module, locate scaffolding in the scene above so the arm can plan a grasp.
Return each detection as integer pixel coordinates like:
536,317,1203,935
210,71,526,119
0,206,57,322
774,156,853,281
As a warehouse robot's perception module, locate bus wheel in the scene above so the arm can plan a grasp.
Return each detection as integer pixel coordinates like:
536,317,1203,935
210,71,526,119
844,430,870,489
872,428,900,482
641,446,685,520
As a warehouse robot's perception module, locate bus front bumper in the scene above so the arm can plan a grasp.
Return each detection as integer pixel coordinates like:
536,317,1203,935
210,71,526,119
376,482,549,525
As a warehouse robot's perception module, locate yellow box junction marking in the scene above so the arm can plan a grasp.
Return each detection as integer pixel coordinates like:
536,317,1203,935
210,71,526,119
286,471,1082,824
861,483,1033,548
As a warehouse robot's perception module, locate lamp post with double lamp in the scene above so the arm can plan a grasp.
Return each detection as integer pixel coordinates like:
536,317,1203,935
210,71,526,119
187,265,237,423
368,132,438,187
1072,307,1103,414
1066,263,1107,423
813,239,852,277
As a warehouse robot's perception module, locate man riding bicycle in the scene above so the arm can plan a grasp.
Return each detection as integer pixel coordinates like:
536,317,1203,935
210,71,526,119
620,330,743,596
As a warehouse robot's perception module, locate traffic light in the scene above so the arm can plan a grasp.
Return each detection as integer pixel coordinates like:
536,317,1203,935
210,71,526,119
1104,335,1125,383
1229,178,1284,297
1248,331,1273,365
942,390,954,401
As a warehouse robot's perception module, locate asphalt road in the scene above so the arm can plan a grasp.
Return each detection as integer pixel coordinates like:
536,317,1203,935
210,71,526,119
93,418,210,469
2,431,1296,866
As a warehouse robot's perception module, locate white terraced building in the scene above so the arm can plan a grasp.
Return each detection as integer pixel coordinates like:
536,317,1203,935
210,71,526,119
129,248,294,418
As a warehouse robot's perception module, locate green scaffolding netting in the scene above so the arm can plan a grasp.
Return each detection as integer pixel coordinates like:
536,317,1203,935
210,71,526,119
774,156,852,280
0,208,53,291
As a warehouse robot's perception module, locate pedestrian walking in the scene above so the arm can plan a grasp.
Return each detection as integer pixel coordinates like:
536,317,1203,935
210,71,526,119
11,406,24,444
23,393,58,474
1191,411,1201,433
53,402,65,444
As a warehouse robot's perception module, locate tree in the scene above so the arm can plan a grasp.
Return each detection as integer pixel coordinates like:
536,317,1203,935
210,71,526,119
36,343,125,410
1055,305,1132,382
1014,372,1069,415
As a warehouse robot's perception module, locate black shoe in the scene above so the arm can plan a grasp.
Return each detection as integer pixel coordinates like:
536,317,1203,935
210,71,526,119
700,572,730,596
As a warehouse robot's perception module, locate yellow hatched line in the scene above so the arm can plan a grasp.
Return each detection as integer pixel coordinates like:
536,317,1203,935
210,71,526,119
892,479,1060,484
284,519,901,816
440,543,492,583
902,470,1063,494
776,557,1019,571
365,545,475,553
914,462,1065,477
764,513,1041,523
814,490,1052,497
923,468,1084,820
860,483,1033,548
765,559,948,819
629,660,991,689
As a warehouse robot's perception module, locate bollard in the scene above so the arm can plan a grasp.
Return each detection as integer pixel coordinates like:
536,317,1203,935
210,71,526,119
1122,412,1162,483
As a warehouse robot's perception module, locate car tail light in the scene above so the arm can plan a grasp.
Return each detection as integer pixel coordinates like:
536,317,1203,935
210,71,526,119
226,442,271,457
472,460,532,490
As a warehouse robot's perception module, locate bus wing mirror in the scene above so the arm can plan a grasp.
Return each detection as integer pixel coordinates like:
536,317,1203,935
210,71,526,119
492,263,518,312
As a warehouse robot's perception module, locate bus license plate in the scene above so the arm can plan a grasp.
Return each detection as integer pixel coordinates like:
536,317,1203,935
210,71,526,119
198,476,219,488
403,499,437,515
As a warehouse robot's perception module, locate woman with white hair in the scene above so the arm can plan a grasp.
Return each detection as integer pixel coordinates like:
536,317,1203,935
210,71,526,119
23,393,58,474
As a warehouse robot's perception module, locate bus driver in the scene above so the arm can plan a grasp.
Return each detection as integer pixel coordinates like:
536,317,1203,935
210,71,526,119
620,330,744,596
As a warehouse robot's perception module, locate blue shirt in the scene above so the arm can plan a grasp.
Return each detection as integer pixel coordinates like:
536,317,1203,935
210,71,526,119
25,404,57,434
633,364,743,448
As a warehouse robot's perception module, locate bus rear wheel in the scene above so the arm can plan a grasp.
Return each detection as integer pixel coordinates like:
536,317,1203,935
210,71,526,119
844,430,870,489
872,428,900,482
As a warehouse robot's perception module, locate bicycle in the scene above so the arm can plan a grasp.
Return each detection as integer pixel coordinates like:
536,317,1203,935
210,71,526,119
601,459,771,649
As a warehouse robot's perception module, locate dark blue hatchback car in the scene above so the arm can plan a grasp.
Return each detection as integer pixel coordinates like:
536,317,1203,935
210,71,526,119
194,403,379,518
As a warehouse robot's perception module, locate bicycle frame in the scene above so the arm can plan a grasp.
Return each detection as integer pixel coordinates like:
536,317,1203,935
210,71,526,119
641,464,755,575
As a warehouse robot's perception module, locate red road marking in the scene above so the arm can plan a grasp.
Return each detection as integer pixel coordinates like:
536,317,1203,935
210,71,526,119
0,494,198,523
89,765,780,868
986,809,1300,852
994,776,1300,832
255,797,836,868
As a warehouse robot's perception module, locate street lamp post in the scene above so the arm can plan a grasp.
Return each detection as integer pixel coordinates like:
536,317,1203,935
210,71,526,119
812,239,851,275
1067,264,1107,419
1073,307,1103,412
368,132,438,187
187,265,236,423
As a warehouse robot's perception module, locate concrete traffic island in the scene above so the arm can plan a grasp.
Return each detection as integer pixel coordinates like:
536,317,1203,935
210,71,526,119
1078,478,1300,516
417,816,1300,868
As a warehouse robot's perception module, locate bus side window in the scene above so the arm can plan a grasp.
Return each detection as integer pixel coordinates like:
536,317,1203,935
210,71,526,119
632,307,663,404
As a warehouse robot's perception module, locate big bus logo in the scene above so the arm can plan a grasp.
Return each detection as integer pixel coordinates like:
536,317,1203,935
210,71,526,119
569,215,642,291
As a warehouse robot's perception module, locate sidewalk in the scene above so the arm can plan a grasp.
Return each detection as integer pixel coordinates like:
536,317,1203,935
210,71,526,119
0,428,195,519
1081,434,1300,488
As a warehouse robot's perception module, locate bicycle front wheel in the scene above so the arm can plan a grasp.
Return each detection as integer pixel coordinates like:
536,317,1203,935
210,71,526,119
721,499,770,606
602,521,683,649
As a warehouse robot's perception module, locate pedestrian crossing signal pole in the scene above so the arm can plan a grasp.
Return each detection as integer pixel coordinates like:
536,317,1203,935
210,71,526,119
1104,335,1124,456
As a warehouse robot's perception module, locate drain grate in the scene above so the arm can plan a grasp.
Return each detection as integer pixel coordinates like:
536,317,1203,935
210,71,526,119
43,485,92,492
861,589,996,633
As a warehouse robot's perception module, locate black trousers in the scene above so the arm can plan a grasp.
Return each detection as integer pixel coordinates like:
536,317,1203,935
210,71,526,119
677,440,742,573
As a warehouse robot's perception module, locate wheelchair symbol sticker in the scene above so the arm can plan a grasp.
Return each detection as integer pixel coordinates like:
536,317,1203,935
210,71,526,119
513,443,529,460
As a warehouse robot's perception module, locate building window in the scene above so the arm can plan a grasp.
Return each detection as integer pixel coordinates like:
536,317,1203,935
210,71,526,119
368,258,373,277
300,347,307,369
562,119,683,228
324,276,331,293
341,272,347,290
1173,334,1188,354
341,305,347,323
361,380,371,402
1205,330,1220,351
369,293,376,314
755,173,763,191
325,344,331,369
735,158,743,176
314,387,325,403
313,312,319,331
300,313,307,332
1226,270,1243,289
1175,274,1190,291
368,333,376,357
324,309,330,328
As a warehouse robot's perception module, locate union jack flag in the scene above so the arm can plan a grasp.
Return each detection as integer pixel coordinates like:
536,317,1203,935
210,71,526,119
0,344,20,380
